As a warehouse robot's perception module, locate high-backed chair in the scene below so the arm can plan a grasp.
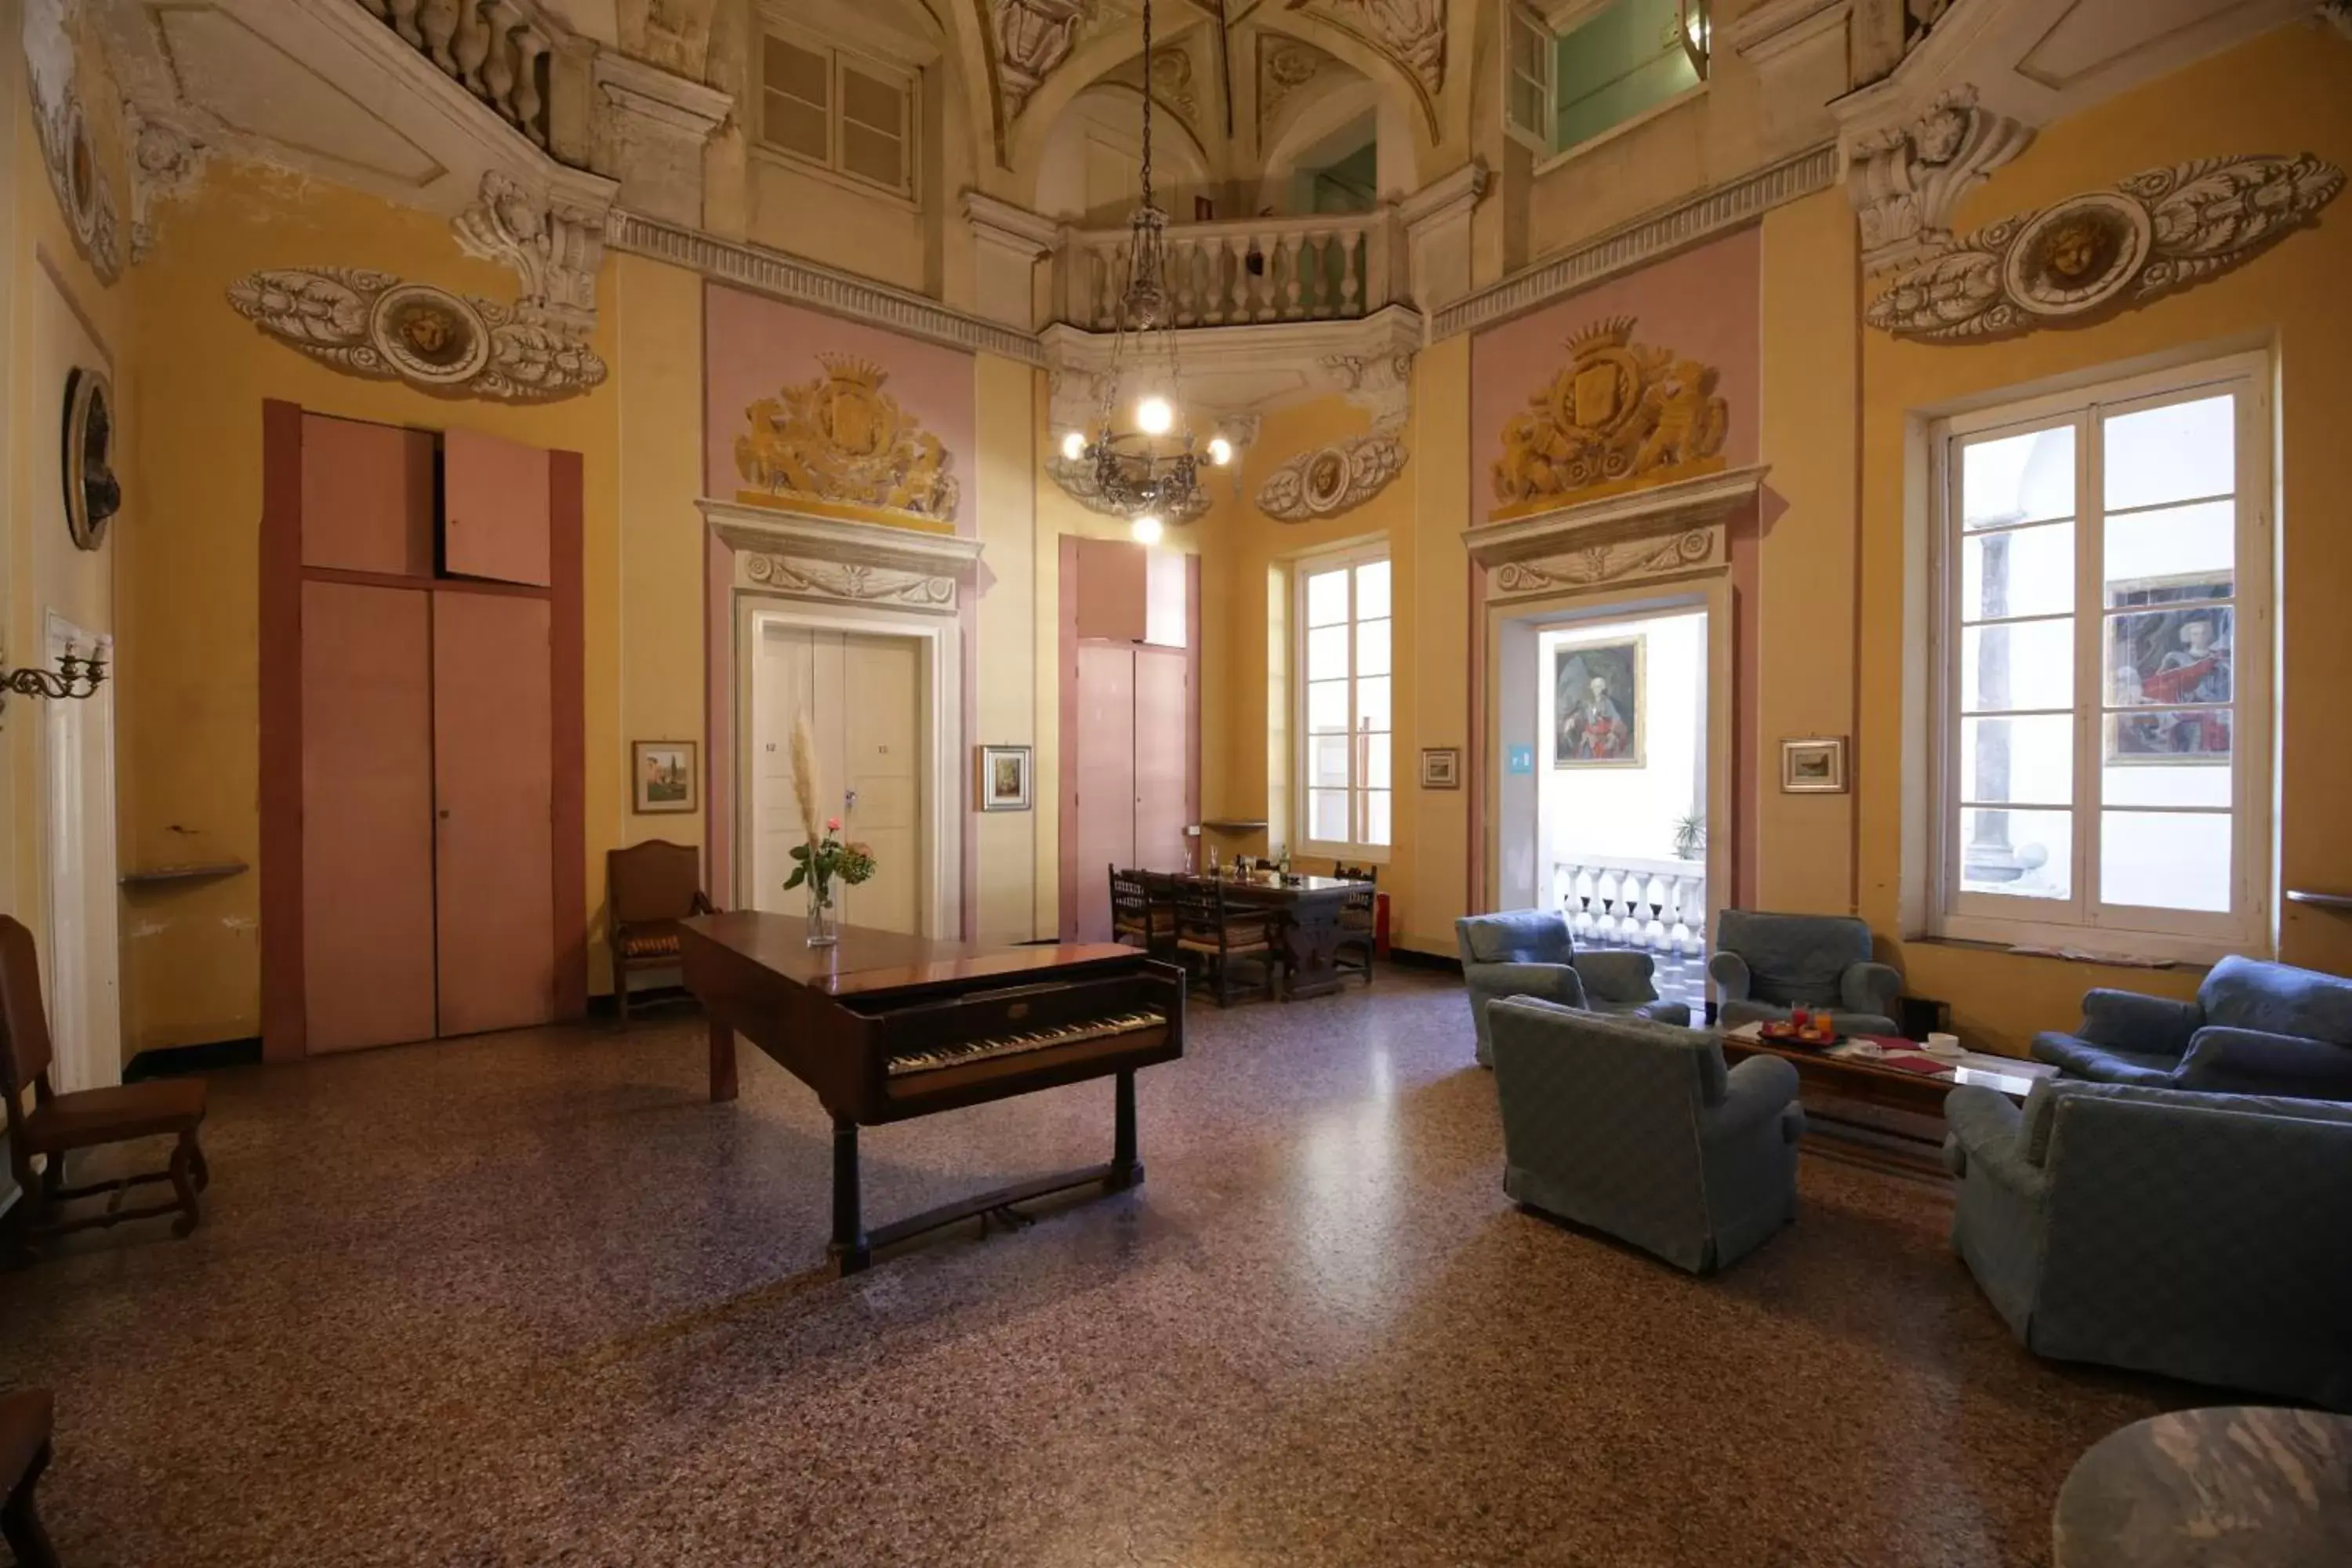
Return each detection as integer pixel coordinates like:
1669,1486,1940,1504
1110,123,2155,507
0,1388,56,1568
0,916,208,1258
1945,1079,2352,1410
1489,998,1804,1274
1331,864,1377,985
1109,866,1174,958
606,840,713,1025
1455,909,1690,1067
1174,879,1277,1008
2030,956,2352,1102
1709,910,1901,1036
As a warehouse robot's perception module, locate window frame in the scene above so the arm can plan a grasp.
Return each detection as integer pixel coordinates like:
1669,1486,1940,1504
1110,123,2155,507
1511,0,1711,165
755,23,920,204
1294,544,1394,865
1926,350,2274,961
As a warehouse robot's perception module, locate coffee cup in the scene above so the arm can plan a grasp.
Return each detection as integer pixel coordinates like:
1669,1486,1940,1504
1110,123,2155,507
1924,1031,1963,1059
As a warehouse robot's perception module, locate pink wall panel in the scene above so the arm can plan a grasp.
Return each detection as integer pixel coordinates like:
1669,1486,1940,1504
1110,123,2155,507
299,414,434,576
1070,643,1137,943
300,581,437,1052
702,282,978,538
444,427,553,586
1468,225,1763,526
433,591,556,1036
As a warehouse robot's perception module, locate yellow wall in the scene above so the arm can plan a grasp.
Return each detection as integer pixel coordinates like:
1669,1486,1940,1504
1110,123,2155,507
1851,24,2352,1051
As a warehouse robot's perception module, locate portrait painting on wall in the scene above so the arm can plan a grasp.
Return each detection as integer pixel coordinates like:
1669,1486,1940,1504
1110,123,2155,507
633,741,698,814
2105,575,2233,764
1554,637,1644,768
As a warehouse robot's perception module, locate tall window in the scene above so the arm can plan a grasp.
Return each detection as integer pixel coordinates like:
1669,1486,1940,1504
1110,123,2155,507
1299,549,1392,859
759,28,916,200
1933,354,2270,956
1503,1,1710,159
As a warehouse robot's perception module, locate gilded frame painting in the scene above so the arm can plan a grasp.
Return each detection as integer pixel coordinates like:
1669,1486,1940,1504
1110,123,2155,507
1553,637,1645,768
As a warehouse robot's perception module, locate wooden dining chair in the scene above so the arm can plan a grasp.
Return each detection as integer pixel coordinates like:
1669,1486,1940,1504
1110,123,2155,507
1333,865,1378,986
0,1388,57,1568
0,916,208,1261
607,840,713,1026
1109,866,1175,957
1173,880,1278,1008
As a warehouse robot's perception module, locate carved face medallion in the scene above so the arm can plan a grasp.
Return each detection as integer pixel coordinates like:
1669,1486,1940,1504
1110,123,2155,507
1998,192,2153,319
368,283,491,385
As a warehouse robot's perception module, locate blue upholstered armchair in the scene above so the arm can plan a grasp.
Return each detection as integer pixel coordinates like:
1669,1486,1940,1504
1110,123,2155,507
1489,998,1804,1274
2031,956,2352,1102
1456,909,1691,1067
1709,910,1900,1036
1945,1079,2352,1410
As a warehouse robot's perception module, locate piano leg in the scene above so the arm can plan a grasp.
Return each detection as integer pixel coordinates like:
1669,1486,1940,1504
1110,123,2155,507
708,1018,739,1103
1105,1068,1145,1191
831,1118,872,1275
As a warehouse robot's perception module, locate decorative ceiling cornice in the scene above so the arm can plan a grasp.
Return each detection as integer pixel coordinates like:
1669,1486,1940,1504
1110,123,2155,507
606,209,1048,366
1434,145,1837,341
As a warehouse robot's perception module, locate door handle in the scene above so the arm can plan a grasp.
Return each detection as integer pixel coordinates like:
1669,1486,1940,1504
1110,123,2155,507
844,788,858,813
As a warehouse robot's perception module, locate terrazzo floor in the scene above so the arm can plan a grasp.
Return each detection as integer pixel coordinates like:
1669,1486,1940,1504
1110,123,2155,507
2,967,2192,1567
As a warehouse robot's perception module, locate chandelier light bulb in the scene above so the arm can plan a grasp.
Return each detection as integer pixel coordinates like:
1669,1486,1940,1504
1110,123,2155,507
1060,430,1086,462
1136,397,1174,436
1207,435,1233,467
1131,514,1164,546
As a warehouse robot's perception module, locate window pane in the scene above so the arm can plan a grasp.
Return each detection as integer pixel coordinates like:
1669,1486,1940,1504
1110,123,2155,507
1309,789,1348,842
2103,720,2231,807
1305,568,1349,627
766,37,829,106
1961,714,2072,806
2107,608,2232,707
1306,679,1348,734
1961,521,2073,622
2102,810,2231,912
1363,789,1392,848
1355,675,1392,733
1306,624,1350,681
1961,620,2074,713
840,66,902,132
840,122,905,190
764,93,828,158
1364,739,1392,789
1310,734,1350,787
2105,395,2233,512
1356,618,1392,677
1962,425,2074,531
1355,561,1391,619
1958,808,2072,899
2104,500,2234,604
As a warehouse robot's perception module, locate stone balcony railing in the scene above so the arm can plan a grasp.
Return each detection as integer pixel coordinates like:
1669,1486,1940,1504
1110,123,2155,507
1551,854,1708,958
356,0,564,150
1054,208,1407,331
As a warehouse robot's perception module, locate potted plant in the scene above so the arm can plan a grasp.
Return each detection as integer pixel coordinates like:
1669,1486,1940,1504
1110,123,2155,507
1673,811,1707,862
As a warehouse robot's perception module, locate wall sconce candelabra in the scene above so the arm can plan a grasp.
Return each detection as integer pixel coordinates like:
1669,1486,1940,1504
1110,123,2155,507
1,641,109,714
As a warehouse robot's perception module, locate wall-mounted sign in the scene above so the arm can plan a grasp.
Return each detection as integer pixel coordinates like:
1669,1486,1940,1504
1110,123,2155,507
1507,745,1534,775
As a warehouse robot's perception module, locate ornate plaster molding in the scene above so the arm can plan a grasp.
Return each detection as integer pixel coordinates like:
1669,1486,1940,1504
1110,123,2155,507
1258,34,1333,135
127,114,209,264
1465,465,1769,602
1041,304,1422,434
453,172,606,330
993,0,1096,121
607,209,1048,366
733,354,963,529
1843,85,2034,273
1257,436,1408,522
1867,152,2346,342
226,268,608,401
1323,351,1412,434
701,498,985,617
1434,145,1838,341
1297,1,1446,101
1490,317,1730,521
27,0,123,284
590,49,731,229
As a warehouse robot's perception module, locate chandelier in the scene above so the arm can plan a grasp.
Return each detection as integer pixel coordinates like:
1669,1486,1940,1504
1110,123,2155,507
1055,0,1230,545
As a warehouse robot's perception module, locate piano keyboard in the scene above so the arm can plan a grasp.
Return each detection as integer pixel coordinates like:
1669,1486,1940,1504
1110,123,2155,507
886,1011,1168,1078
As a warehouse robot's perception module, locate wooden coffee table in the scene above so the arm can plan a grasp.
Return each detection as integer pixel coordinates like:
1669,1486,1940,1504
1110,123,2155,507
1716,1025,2053,1171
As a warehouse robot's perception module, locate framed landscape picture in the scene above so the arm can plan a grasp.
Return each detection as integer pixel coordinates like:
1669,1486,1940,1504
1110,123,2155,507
1780,736,1848,793
632,740,697,814
975,744,1033,811
1554,637,1644,768
1420,747,1461,789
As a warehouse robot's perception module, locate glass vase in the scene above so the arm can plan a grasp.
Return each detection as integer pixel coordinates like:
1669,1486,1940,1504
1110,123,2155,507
805,878,838,947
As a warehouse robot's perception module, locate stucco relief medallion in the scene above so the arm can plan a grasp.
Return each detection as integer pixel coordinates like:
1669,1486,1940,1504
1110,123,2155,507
1490,317,1730,521
370,284,493,386
1257,435,1407,521
742,553,958,612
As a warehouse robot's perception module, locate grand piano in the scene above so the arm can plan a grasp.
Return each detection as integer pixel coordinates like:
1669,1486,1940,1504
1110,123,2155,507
680,911,1185,1273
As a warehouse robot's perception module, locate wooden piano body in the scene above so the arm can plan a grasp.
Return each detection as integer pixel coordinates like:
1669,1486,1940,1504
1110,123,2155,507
680,912,1185,1272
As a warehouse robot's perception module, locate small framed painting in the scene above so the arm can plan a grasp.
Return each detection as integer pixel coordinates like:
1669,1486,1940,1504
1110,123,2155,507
975,744,1033,811
1420,747,1461,789
1780,736,1848,793
632,740,698,814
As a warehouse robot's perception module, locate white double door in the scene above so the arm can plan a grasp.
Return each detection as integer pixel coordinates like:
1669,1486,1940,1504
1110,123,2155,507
751,625,924,935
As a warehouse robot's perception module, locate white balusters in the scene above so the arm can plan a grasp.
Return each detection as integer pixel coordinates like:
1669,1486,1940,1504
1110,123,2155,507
354,0,559,148
1549,852,1707,960
1052,209,1392,332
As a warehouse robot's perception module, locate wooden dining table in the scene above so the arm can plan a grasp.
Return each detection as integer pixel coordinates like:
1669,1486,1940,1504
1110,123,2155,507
1163,873,1364,1000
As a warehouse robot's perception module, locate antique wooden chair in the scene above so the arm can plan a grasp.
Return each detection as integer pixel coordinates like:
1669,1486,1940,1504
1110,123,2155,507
1173,879,1278,1008
0,916,208,1261
1109,866,1174,957
0,1388,57,1568
606,840,713,1026
1332,864,1378,986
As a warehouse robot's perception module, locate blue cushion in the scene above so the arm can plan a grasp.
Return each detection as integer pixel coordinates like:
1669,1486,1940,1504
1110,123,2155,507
2198,955,2352,1045
1715,910,1872,1007
1459,910,1574,967
2031,1032,2182,1088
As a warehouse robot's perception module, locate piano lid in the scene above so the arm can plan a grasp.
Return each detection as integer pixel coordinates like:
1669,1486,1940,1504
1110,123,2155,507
678,911,1142,997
